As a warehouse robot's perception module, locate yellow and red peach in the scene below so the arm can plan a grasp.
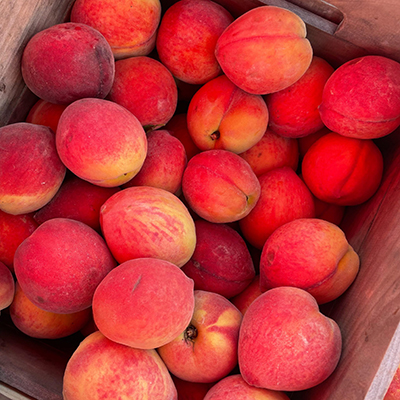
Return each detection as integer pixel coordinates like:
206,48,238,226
56,98,147,187
10,282,91,339
260,218,360,304
203,374,290,400
0,210,38,272
122,129,187,195
63,331,177,399
156,0,234,85
301,132,384,206
93,257,195,349
239,128,299,176
215,6,313,95
187,74,269,153
239,167,315,250
0,261,15,311
14,218,117,314
107,56,178,130
181,149,261,223
230,275,262,315
158,290,243,383
21,22,115,105
70,0,161,59
238,286,342,391
33,175,120,233
265,56,334,138
100,186,196,266
181,219,255,298
0,122,66,215
25,99,67,133
319,55,400,139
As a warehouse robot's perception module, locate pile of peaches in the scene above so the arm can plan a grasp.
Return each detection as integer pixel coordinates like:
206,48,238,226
1,0,400,399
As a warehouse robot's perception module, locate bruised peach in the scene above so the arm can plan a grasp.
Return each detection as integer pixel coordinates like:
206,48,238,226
21,22,115,105
181,149,261,223
25,99,67,133
93,258,194,349
156,0,233,84
63,331,177,399
319,55,400,139
100,186,196,266
70,0,161,59
215,6,313,95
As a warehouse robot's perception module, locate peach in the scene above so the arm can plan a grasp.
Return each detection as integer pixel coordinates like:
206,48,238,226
14,218,117,314
156,0,234,84
215,6,313,95
301,132,384,206
33,175,120,232
239,167,315,250
313,196,346,226
181,219,255,298
21,22,115,105
70,0,161,59
63,331,177,399
165,113,201,160
0,210,38,272
203,374,290,400
122,129,187,195
187,74,269,153
56,98,147,187
0,261,15,311
384,364,400,400
172,375,214,400
100,186,196,266
239,128,299,176
259,218,360,304
181,149,261,223
238,286,342,391
92,258,194,349
0,122,66,215
298,126,330,159
25,99,67,133
264,56,334,138
230,275,262,315
10,282,91,339
158,290,242,383
319,55,400,139
107,56,178,130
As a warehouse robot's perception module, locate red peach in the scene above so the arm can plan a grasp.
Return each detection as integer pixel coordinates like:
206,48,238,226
301,132,384,206
0,122,66,215
215,6,313,95
100,186,196,266
187,74,269,154
298,126,330,159
156,0,234,84
203,374,290,400
313,196,346,226
230,275,262,315
21,22,115,105
10,282,91,339
165,113,201,160
33,175,120,232
122,129,187,195
384,364,400,400
181,149,261,223
93,258,195,349
70,0,161,59
14,218,117,314
0,261,15,311
158,290,243,383
0,210,38,272
107,56,178,130
265,56,334,138
239,167,315,250
56,98,147,187
172,376,214,400
238,286,342,391
319,55,400,139
181,219,255,298
239,128,299,176
260,218,360,304
25,99,67,133
63,331,177,399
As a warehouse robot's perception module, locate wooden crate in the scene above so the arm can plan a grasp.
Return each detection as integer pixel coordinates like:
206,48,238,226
0,0,399,399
